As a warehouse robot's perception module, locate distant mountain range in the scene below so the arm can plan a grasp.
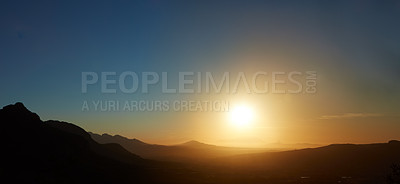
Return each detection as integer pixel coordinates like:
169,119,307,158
1,102,399,184
263,141,322,149
89,132,271,162
89,132,400,183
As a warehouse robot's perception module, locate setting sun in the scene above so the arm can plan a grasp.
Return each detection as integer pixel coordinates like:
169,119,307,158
229,105,255,128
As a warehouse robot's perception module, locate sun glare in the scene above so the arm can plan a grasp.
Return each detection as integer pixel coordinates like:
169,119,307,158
229,105,255,128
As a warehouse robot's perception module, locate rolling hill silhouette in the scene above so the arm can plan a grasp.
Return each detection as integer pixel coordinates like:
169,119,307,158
90,132,400,183
212,141,400,183
89,132,269,162
1,102,399,184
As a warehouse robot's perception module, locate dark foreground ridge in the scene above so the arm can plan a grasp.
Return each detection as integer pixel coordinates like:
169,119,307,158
0,102,204,184
1,102,400,184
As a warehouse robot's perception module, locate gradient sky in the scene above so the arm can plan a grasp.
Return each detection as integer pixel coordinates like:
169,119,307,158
1,0,400,146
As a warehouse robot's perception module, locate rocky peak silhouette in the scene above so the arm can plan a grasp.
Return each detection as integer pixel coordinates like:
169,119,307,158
0,102,41,125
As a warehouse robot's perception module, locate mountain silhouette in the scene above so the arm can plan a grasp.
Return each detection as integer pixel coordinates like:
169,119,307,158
180,140,215,148
89,132,268,162
0,102,207,184
90,130,400,183
2,102,399,184
46,120,143,164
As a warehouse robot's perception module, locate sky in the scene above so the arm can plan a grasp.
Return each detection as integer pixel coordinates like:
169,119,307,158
1,0,400,147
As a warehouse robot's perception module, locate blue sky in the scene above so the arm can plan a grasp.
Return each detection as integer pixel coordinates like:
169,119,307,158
1,0,400,145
